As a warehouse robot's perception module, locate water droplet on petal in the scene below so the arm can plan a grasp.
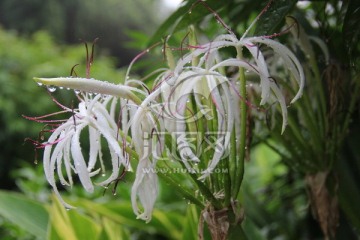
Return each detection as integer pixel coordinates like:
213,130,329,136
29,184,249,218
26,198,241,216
47,86,57,92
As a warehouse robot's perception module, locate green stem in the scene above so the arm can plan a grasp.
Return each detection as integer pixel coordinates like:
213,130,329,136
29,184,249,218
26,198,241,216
309,57,327,136
232,47,247,198
188,170,223,210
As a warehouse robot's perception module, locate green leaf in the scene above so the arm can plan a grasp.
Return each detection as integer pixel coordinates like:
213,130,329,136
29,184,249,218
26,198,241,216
0,190,49,239
147,1,193,45
100,217,131,240
148,0,231,45
242,217,266,240
172,0,230,34
76,199,185,239
343,0,360,62
181,204,199,240
254,0,297,36
48,195,101,240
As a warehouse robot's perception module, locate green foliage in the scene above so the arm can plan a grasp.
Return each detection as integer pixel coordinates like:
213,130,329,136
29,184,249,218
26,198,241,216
343,0,360,65
0,191,49,239
0,28,127,188
0,0,161,66
254,0,297,36
0,189,188,240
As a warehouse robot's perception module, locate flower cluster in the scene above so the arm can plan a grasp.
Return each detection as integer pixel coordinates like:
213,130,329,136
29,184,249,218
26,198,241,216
30,15,304,222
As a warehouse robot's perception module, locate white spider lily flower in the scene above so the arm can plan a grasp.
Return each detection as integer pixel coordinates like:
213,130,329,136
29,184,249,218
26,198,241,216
172,34,304,133
165,69,234,179
34,76,162,221
136,67,235,180
129,89,164,222
42,94,129,209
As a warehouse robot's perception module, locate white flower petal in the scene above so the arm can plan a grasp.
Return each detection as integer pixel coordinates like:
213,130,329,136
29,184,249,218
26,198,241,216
71,125,94,193
131,157,158,222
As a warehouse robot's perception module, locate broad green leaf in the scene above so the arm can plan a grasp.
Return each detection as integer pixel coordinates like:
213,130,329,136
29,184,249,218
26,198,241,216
0,190,49,239
48,195,101,240
254,0,297,36
76,199,184,239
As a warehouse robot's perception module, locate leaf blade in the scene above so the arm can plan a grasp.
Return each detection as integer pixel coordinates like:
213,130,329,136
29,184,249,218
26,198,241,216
0,190,49,239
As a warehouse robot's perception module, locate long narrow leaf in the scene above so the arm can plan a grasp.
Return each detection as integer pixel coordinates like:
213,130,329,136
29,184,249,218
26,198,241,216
0,190,49,239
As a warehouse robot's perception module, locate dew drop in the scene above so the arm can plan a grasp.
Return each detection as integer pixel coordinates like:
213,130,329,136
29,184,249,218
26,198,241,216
102,173,106,177
188,11,192,14
47,86,57,92
59,86,64,90
74,89,81,94
37,82,43,87
34,159,38,165
66,87,71,90
65,208,71,211
113,192,117,196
